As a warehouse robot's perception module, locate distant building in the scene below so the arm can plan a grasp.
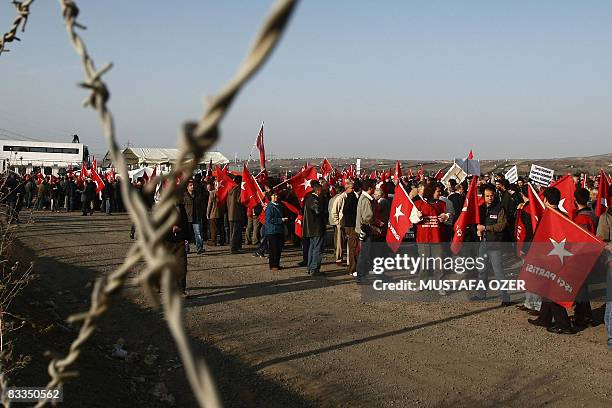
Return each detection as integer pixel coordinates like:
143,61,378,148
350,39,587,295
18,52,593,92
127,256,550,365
102,147,229,170
0,139,89,175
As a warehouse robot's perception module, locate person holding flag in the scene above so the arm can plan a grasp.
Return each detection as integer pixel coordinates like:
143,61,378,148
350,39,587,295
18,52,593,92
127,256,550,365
527,187,577,334
596,201,612,349
472,183,512,305
80,177,96,216
264,191,288,271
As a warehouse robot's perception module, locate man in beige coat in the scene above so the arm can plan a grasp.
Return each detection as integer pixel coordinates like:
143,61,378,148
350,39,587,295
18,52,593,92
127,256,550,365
329,185,346,265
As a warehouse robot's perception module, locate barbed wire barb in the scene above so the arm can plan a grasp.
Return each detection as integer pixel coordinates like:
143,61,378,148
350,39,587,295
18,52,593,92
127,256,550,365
0,0,35,56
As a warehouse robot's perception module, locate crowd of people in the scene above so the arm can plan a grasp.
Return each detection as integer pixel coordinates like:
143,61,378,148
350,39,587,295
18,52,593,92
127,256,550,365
1,166,611,349
0,172,126,221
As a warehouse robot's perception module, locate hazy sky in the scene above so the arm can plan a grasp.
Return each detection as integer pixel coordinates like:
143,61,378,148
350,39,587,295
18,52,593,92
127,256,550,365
1,0,611,160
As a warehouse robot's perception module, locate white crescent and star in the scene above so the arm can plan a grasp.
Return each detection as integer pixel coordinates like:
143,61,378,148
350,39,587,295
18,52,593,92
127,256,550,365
301,178,312,190
548,237,573,265
394,204,405,223
558,198,568,213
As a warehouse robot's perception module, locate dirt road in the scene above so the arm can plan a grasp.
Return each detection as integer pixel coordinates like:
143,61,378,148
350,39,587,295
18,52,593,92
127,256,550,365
13,212,612,407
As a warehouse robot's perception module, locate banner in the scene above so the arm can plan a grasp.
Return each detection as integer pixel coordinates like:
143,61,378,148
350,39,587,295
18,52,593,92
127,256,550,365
505,165,518,183
529,164,554,186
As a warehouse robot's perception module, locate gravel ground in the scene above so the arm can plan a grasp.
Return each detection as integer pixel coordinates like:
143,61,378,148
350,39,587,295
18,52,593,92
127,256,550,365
14,211,612,407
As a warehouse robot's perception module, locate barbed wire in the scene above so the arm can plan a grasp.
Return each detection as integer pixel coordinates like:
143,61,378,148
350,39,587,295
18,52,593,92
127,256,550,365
34,0,298,406
0,0,35,56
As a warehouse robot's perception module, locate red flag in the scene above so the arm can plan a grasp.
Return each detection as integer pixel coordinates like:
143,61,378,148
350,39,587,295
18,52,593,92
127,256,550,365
320,158,332,178
527,182,545,233
549,174,576,219
142,168,150,183
294,214,303,238
216,171,237,206
386,183,418,252
92,157,97,173
255,123,266,170
467,150,474,160
80,161,88,182
288,166,317,204
515,208,529,256
281,200,299,215
256,168,269,186
518,208,605,308
91,167,105,194
68,164,73,179
241,164,265,209
451,176,480,254
394,161,402,181
596,169,609,217
416,165,424,181
434,169,443,181
407,168,414,178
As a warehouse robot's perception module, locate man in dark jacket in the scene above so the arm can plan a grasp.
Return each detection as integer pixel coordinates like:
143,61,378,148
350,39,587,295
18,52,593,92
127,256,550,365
163,200,190,295
64,177,77,212
227,176,243,253
302,181,325,275
102,180,114,215
473,183,511,305
184,179,205,254
81,178,96,215
343,180,360,274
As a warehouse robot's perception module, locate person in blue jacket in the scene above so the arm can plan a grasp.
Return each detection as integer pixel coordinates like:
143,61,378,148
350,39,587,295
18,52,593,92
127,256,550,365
264,191,287,270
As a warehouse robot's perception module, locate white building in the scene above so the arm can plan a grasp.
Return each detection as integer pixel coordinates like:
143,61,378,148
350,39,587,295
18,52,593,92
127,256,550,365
0,139,89,175
103,147,229,171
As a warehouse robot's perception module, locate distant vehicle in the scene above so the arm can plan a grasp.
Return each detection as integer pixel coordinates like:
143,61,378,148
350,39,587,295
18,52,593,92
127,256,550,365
0,139,89,175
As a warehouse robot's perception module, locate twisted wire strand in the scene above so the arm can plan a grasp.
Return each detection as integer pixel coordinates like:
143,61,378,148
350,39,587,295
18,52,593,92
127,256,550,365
35,0,298,406
0,0,34,56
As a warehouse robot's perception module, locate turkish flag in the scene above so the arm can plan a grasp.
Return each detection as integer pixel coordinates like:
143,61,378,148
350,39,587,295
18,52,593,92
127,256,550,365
518,208,605,307
596,169,609,217
294,214,303,238
241,164,264,209
288,166,317,204
467,150,474,160
394,161,402,181
548,174,576,219
320,159,333,178
386,183,418,252
527,182,545,233
256,123,266,170
515,208,529,256
256,168,269,186
416,166,424,181
450,176,480,254
80,162,88,182
216,171,237,206
434,169,443,181
407,168,414,178
91,167,105,194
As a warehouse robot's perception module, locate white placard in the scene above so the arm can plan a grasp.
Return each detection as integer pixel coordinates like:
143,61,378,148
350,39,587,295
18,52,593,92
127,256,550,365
529,164,554,186
505,165,518,183
441,162,467,185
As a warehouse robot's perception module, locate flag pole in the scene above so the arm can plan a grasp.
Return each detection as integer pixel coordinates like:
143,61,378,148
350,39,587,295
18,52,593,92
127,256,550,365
247,121,264,165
